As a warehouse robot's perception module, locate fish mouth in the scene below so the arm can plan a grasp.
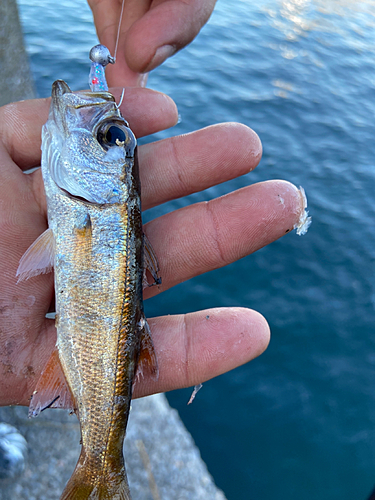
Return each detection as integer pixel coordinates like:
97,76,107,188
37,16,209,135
52,80,72,98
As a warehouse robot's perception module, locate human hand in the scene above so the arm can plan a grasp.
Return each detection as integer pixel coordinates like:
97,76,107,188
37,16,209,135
0,89,307,406
87,0,217,87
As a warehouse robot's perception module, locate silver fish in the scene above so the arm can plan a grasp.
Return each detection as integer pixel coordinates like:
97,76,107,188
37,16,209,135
17,80,159,500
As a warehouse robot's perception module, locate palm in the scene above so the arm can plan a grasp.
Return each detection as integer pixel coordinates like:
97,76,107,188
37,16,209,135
0,121,54,405
0,89,305,407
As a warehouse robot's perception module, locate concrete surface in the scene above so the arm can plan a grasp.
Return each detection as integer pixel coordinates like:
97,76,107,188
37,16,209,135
0,2,227,499
0,0,35,105
0,395,226,500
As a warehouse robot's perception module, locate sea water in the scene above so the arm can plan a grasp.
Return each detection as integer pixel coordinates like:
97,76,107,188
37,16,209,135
17,1,375,498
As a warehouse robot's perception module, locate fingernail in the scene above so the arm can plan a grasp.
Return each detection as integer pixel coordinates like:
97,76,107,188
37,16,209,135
137,73,149,88
144,45,176,72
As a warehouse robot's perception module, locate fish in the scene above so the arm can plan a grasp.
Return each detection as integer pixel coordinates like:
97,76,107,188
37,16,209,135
17,79,160,500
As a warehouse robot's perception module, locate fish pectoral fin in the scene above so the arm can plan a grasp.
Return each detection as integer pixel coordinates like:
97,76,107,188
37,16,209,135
143,233,161,289
29,347,76,418
16,227,55,283
136,316,159,381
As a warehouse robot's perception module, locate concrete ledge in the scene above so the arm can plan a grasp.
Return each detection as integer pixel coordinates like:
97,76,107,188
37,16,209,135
0,395,226,499
0,0,35,105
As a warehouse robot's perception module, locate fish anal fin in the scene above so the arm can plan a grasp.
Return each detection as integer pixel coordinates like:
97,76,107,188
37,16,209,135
16,227,55,283
143,233,161,289
136,317,158,382
29,347,76,418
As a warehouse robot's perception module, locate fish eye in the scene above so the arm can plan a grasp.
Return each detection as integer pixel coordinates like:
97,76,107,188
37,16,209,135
97,121,136,156
105,125,126,146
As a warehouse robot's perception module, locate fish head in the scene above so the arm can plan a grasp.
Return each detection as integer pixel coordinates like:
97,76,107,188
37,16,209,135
43,80,137,205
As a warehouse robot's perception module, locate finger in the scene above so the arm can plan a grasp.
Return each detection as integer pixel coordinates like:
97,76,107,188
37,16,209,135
0,89,177,171
133,307,270,398
140,123,262,210
88,0,150,50
11,307,267,406
90,0,216,86
0,99,50,171
88,0,151,86
119,0,217,75
143,180,308,298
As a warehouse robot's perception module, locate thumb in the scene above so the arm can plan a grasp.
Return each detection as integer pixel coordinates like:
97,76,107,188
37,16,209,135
124,0,216,73
106,0,216,87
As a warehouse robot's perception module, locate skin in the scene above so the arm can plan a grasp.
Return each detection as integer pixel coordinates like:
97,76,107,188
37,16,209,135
0,87,306,407
87,0,217,86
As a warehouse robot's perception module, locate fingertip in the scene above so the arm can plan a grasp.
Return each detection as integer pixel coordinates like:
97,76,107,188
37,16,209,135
142,45,177,73
225,122,263,170
218,307,270,360
123,0,216,73
190,307,270,369
266,180,312,236
248,309,271,356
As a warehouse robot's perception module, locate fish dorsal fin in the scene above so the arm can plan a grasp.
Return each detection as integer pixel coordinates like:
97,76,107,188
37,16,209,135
16,228,55,283
143,233,161,288
136,316,159,382
29,347,76,418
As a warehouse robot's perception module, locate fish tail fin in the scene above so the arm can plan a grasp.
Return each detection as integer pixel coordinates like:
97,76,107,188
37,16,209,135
60,448,131,500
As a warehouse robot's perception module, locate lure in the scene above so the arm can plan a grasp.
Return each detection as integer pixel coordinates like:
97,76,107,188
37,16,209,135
89,44,114,92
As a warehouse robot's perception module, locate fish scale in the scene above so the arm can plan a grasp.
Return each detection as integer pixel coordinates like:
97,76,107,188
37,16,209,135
55,204,131,466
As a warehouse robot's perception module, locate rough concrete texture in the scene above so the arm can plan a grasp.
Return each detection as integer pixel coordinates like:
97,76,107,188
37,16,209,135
0,0,36,105
0,395,226,500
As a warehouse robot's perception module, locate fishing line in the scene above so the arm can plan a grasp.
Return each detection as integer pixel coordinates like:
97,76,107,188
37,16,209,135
115,88,126,109
113,0,125,62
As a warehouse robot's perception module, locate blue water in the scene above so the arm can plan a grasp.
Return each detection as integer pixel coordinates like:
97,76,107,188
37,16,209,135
17,0,375,498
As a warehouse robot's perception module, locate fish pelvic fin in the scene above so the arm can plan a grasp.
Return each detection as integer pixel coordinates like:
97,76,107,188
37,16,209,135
16,227,55,283
29,347,76,417
135,316,159,382
143,233,161,289
60,447,131,500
